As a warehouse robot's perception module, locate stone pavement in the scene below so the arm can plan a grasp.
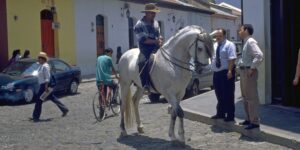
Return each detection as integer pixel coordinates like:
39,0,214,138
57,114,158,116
0,81,291,150
180,82,300,150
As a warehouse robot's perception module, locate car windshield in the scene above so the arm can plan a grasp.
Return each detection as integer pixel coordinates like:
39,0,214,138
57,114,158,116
2,61,36,76
22,63,40,77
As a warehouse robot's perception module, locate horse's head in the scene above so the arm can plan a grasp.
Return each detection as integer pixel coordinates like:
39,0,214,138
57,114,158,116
160,25,214,73
186,26,214,73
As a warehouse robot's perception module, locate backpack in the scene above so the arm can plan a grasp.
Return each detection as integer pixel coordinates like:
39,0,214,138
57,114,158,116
49,74,56,87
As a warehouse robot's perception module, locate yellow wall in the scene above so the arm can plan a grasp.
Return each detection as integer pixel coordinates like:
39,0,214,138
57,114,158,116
6,0,76,65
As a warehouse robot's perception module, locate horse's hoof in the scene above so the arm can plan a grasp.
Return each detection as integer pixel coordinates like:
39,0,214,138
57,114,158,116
137,127,144,134
171,140,185,147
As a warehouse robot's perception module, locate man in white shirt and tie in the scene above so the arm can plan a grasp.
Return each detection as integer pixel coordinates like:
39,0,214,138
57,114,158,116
211,29,237,122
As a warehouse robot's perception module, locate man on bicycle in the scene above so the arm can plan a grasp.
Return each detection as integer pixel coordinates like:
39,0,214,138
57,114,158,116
96,48,119,104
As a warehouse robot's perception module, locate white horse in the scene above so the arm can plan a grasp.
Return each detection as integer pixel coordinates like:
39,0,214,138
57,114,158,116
118,25,214,145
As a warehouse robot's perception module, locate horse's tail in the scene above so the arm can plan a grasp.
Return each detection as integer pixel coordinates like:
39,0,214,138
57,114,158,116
124,87,135,128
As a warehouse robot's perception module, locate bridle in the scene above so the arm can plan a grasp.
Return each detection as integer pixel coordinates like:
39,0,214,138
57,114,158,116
160,33,212,72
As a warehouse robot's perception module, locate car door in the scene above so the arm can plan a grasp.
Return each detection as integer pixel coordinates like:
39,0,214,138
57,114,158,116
49,60,72,91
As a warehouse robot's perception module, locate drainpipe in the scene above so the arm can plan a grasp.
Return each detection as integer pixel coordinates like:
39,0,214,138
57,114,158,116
241,0,244,25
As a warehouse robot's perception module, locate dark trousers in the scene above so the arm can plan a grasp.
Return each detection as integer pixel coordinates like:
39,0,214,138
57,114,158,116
138,50,152,87
32,84,68,120
213,69,235,119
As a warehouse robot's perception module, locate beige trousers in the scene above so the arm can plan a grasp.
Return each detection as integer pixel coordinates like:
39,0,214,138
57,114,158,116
240,69,260,125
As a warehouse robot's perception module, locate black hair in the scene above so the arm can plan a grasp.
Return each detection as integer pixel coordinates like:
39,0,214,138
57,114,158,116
217,28,227,36
104,48,113,54
242,24,254,35
12,49,21,58
23,49,30,58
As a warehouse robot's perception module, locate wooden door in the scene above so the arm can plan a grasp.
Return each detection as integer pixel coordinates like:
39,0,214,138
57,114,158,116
96,15,105,56
41,10,55,57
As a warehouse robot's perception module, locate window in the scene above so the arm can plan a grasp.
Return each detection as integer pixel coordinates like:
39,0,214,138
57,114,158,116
51,60,70,73
226,29,231,40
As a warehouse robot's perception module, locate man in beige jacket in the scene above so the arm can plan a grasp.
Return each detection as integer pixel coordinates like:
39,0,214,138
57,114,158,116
238,24,264,130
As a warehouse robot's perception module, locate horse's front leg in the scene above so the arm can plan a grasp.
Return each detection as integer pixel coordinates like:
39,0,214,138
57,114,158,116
178,105,185,144
166,95,178,142
167,95,185,146
177,93,185,144
169,106,177,142
133,88,144,133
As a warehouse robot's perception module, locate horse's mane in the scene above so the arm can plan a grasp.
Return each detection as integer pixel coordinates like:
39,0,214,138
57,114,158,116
164,26,203,47
163,25,214,57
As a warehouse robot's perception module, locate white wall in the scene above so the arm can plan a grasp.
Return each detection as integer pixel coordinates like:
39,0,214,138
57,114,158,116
211,17,238,40
75,0,212,75
243,0,271,104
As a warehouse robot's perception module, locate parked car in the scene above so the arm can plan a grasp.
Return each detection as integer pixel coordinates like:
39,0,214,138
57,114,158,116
148,63,214,103
233,41,243,81
0,58,81,104
185,64,214,97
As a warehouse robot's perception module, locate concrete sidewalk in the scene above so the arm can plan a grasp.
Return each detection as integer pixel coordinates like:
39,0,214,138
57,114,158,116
181,82,300,149
81,74,96,83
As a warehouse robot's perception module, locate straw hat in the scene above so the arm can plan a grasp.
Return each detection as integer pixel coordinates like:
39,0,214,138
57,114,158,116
141,3,160,13
38,52,48,61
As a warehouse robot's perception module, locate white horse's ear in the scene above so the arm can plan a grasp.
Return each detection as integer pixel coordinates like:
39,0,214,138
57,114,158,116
209,30,218,37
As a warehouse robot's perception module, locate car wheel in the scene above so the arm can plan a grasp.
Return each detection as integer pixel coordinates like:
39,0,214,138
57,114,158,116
192,80,200,96
148,93,160,103
24,88,34,103
69,80,78,94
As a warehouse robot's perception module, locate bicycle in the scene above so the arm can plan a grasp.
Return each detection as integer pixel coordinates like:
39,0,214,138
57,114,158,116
92,80,121,122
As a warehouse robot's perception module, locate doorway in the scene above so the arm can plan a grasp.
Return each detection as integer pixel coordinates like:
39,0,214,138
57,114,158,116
271,0,300,107
40,9,55,57
96,15,105,56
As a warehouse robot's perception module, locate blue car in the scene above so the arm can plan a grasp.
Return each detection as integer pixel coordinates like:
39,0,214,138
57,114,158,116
0,58,81,104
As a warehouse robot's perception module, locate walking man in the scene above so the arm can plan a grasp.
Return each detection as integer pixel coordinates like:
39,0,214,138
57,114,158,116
134,3,163,94
211,29,237,122
32,52,69,122
238,24,264,130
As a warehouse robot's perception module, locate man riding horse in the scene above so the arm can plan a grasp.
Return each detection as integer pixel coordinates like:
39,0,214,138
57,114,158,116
134,3,163,94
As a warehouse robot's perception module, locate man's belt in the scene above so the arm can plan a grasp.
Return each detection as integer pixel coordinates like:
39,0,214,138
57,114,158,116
239,66,251,70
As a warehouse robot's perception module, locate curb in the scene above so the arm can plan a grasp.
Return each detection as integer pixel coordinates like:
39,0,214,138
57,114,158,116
81,78,96,83
168,106,300,149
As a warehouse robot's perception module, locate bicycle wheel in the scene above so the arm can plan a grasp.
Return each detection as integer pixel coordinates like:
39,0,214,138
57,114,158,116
92,92,106,122
110,86,121,115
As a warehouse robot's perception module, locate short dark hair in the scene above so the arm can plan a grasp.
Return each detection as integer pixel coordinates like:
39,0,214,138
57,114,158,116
104,48,113,54
242,24,254,35
217,28,226,36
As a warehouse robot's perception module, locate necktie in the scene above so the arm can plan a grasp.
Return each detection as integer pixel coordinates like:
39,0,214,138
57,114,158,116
216,43,221,68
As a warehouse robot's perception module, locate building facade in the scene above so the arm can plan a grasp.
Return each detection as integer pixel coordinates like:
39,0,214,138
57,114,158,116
0,0,76,70
75,0,214,75
210,3,241,41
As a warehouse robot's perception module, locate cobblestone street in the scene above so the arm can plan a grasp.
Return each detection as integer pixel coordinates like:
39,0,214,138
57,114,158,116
0,82,291,150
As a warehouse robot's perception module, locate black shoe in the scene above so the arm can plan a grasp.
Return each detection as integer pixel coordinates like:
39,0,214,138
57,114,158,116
62,110,69,117
224,118,235,122
239,120,250,126
211,115,225,119
245,124,260,130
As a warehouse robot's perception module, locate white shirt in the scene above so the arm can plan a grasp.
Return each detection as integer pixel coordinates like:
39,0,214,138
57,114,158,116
211,40,237,72
239,36,264,69
37,63,51,84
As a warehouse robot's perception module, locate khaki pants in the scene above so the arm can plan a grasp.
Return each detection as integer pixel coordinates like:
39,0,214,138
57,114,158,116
240,69,260,125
